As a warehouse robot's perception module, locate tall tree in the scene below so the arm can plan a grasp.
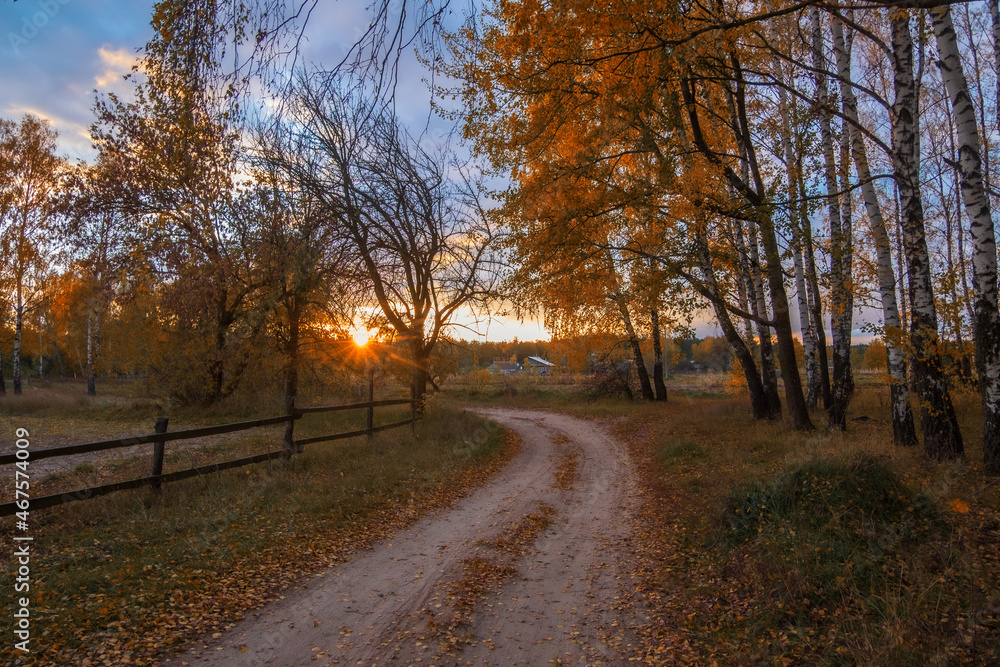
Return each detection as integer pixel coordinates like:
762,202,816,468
890,10,963,460
60,160,141,396
93,1,263,404
931,4,1000,470
266,80,499,408
0,115,62,396
831,10,918,446
452,0,813,426
811,8,854,429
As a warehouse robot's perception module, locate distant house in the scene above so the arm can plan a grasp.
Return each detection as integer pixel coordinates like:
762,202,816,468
524,356,556,375
488,360,521,375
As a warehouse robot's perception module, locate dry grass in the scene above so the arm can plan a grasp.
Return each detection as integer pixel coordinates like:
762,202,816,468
0,381,517,667
444,378,1000,664
611,386,1000,666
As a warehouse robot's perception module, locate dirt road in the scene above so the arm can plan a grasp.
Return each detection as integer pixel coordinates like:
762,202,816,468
161,408,642,666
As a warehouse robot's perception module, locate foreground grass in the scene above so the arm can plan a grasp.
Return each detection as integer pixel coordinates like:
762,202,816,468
1,392,515,667
613,387,1000,665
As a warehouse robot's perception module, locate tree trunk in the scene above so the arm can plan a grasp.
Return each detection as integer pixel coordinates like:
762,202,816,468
615,295,655,400
797,148,831,408
13,293,23,396
738,218,782,418
756,210,814,430
53,345,65,378
0,342,5,396
812,8,853,429
836,35,855,405
86,310,97,396
762,11,815,410
836,15,917,446
931,4,1000,470
774,42,820,410
409,325,430,414
696,230,770,418
681,67,811,429
210,325,226,404
283,299,300,458
992,0,1000,126
651,307,667,401
891,12,964,460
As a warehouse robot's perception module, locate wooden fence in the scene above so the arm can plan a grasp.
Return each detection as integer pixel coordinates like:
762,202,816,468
0,398,418,517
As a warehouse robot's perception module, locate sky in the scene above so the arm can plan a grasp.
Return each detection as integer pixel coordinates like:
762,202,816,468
0,1,875,346
0,0,551,342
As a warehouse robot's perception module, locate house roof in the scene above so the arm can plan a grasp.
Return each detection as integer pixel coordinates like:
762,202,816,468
525,356,555,366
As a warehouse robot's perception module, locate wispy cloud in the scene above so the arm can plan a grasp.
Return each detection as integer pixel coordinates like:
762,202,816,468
95,46,139,89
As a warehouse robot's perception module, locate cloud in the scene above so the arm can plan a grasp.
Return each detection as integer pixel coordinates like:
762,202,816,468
95,46,139,89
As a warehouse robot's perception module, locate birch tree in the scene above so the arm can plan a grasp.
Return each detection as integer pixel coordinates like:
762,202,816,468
890,10,963,460
930,4,1000,470
0,115,62,396
811,8,854,429
92,2,266,404
829,9,918,446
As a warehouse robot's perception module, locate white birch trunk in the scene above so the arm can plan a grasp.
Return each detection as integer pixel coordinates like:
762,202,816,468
769,14,820,410
833,13,917,445
931,5,1000,469
891,11,964,460
812,8,852,429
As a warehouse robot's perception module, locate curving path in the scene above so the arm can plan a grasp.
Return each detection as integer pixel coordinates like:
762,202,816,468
160,408,641,666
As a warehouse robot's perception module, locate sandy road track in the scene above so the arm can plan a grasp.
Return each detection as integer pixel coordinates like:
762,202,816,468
160,408,642,666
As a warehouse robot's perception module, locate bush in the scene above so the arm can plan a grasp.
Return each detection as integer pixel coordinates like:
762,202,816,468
723,453,943,603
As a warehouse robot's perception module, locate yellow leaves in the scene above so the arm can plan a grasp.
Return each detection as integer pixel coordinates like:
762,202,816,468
949,498,970,514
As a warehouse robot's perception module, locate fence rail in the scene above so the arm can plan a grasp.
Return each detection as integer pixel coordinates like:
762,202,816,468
0,398,418,517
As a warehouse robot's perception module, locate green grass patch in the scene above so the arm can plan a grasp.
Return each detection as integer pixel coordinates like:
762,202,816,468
723,454,944,602
656,439,707,465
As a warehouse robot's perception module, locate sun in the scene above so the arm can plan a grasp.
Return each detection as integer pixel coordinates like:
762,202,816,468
351,328,371,347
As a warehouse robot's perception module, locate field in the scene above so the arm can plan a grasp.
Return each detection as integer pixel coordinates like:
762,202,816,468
0,379,514,666
2,373,999,665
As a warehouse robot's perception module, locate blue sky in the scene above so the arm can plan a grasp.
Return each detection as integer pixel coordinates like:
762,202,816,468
0,1,878,346
1,1,156,160
0,0,549,341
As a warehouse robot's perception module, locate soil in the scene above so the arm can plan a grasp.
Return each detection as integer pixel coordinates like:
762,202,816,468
159,408,643,666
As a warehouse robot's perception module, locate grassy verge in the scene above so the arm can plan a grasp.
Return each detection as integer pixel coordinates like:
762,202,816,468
1,397,517,667
613,387,1000,665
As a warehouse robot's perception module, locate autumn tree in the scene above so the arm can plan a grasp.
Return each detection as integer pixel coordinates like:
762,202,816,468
0,114,63,396
236,171,358,432
451,0,814,427
58,160,143,395
264,79,499,408
930,3,1000,469
889,9,964,460
92,1,266,404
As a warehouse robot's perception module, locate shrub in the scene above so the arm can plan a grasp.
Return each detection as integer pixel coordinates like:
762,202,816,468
723,453,943,604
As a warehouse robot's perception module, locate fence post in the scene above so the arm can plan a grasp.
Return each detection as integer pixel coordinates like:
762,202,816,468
282,378,296,461
151,417,169,493
366,366,374,440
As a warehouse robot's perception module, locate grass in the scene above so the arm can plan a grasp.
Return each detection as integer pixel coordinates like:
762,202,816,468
7,375,1000,665
0,381,516,667
603,387,1000,666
